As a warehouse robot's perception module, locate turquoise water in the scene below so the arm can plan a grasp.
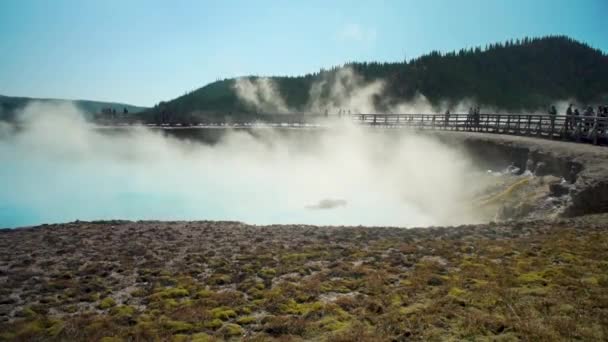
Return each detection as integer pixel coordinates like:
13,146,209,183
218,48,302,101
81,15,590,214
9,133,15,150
0,153,430,228
0,119,480,228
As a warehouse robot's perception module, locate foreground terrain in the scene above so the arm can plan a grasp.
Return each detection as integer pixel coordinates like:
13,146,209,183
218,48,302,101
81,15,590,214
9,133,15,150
1,216,607,341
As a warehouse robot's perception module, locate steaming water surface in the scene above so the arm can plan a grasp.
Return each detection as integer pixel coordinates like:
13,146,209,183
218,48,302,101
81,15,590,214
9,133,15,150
0,105,492,228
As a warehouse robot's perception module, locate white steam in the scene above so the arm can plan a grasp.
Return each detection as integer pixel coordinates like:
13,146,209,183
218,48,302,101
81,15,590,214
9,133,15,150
233,67,482,115
233,77,289,113
233,66,575,115
0,102,490,228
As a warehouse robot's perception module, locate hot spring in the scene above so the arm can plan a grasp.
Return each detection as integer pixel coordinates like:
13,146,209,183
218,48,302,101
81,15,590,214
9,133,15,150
1,104,553,228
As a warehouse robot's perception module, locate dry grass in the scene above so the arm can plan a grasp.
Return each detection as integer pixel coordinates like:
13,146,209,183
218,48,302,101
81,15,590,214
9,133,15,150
1,215,608,341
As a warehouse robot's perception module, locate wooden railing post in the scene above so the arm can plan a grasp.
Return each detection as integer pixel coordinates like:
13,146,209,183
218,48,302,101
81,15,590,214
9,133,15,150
496,114,500,133
593,116,598,145
484,114,490,132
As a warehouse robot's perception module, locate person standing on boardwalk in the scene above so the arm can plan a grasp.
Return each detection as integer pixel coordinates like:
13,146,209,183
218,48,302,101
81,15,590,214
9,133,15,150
474,107,481,130
548,105,557,134
574,108,581,130
549,105,557,117
597,106,606,136
565,104,574,131
584,106,595,133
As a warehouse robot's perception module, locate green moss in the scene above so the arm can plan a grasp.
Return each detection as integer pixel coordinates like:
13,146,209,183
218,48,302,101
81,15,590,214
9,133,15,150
448,287,467,298
203,318,223,329
100,337,123,342
239,306,253,315
259,268,277,279
318,316,350,332
151,287,189,300
208,274,231,285
196,289,215,298
162,298,180,309
557,304,575,314
280,300,324,315
130,288,147,297
46,319,65,337
513,286,549,296
517,272,547,284
320,282,351,293
400,279,413,286
255,283,265,290
582,276,599,286
133,321,156,337
557,252,580,263
236,316,256,325
219,323,244,337
98,297,116,309
192,332,214,342
211,307,237,320
18,320,45,336
281,253,315,263
110,305,135,319
388,294,404,307
0,332,16,340
398,302,428,316
162,319,194,333
20,307,37,318
171,334,189,342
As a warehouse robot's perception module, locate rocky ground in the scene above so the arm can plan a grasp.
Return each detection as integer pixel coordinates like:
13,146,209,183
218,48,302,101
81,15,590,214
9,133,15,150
1,216,607,341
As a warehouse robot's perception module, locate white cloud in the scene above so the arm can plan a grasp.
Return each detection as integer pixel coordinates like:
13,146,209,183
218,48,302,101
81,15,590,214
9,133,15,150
335,23,377,44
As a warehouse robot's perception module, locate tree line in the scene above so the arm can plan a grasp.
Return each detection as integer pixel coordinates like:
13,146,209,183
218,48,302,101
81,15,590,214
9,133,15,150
140,36,608,124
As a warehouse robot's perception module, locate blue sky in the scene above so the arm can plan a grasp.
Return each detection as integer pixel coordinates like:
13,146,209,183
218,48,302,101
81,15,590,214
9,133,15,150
0,0,606,106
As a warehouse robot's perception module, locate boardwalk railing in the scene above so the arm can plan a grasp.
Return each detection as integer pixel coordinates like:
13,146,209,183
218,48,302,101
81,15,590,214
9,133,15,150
351,113,608,145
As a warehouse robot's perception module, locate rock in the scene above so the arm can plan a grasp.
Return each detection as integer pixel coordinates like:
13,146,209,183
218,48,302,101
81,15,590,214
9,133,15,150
0,305,12,316
550,182,571,197
427,276,443,286
541,175,561,185
534,162,548,176
525,159,535,173
0,297,15,305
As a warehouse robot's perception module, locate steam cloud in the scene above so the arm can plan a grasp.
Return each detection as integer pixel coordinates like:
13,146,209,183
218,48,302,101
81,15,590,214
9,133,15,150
306,199,348,210
233,77,289,113
0,101,492,228
234,67,479,115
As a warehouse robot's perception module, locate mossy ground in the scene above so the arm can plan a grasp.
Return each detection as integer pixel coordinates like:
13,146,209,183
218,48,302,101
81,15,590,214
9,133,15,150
1,215,607,341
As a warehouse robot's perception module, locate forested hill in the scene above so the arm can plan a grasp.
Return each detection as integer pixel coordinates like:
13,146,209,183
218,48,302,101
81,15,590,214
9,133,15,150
0,95,147,122
143,36,608,123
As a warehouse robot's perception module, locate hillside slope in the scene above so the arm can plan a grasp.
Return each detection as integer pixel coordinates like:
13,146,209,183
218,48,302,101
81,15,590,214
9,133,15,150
0,95,147,122
144,36,608,123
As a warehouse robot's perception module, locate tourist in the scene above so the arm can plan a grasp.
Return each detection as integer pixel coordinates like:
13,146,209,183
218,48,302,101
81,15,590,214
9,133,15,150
584,106,595,133
574,108,581,129
565,104,574,131
549,105,557,116
548,105,557,131
598,105,607,136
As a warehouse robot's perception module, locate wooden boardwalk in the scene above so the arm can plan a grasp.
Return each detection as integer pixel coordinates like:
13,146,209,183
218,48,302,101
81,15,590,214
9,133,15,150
351,113,608,145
